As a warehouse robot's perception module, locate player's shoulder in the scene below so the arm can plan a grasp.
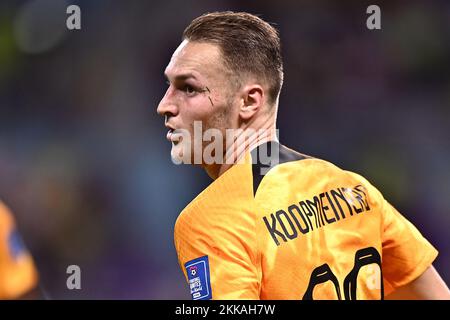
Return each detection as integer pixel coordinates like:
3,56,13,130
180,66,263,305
254,142,385,203
299,155,379,190
292,155,385,207
253,142,372,186
297,156,371,183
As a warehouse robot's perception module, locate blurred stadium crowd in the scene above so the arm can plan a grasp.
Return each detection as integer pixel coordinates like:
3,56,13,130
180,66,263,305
0,0,449,298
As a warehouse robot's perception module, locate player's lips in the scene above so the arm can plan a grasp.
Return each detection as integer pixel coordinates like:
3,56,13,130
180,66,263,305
166,129,174,141
165,123,175,141
165,125,182,143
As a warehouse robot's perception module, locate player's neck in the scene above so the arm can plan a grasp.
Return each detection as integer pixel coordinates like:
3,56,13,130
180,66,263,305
204,119,278,180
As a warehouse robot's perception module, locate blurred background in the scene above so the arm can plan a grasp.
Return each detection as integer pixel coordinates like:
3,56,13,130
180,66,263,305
0,0,449,299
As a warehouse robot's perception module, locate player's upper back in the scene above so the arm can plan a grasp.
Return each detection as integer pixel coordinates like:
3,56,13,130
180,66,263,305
174,141,437,300
252,142,383,299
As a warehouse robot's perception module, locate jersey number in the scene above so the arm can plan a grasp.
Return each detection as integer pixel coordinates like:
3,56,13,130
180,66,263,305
302,247,384,300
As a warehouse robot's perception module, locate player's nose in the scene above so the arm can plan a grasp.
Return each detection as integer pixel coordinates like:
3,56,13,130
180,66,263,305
157,90,179,117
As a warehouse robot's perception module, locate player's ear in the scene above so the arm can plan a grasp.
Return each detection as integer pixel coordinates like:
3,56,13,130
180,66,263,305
239,84,264,121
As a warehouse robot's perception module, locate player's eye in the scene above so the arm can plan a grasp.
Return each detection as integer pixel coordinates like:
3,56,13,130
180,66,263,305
183,85,196,96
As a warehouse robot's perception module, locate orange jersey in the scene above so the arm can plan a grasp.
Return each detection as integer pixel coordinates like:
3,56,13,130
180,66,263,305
0,201,38,299
174,141,438,300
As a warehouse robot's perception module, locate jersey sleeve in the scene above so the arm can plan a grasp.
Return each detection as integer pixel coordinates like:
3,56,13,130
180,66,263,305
379,198,438,293
174,204,261,300
362,182,439,294
0,202,39,299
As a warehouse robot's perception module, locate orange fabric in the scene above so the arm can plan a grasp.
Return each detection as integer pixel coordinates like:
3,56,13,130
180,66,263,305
174,151,437,300
0,202,38,299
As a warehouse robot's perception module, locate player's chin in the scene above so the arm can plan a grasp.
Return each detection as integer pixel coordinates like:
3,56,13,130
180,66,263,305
170,143,207,166
170,144,182,164
170,143,191,165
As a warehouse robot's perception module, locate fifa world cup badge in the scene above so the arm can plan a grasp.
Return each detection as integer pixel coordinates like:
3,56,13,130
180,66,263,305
184,255,212,300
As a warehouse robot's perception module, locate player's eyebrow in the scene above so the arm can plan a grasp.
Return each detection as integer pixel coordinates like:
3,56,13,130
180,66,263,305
164,73,199,82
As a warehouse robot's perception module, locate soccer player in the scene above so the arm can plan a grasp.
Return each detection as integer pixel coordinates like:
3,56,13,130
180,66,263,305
0,201,40,299
156,12,450,300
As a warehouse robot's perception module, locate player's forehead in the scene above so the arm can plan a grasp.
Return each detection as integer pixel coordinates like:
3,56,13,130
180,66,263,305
164,40,223,82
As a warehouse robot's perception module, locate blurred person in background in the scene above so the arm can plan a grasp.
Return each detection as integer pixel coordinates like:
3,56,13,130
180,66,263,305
0,201,40,299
